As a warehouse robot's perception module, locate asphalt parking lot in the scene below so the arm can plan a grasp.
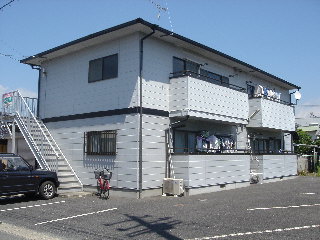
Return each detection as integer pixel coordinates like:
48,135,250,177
1,176,319,240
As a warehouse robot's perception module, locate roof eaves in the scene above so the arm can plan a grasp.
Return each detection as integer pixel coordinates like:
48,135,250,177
21,18,300,89
20,18,145,64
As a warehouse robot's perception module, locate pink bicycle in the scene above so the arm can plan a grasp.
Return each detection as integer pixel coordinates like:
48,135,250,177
94,169,112,199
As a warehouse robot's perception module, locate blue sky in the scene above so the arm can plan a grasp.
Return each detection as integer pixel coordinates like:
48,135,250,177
0,0,319,116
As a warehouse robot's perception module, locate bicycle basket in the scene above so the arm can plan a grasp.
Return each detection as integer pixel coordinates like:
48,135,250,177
94,170,103,179
103,170,112,180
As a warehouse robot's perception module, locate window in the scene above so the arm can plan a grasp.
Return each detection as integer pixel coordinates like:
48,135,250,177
88,54,118,82
172,57,230,86
247,84,255,98
173,57,185,76
0,156,30,171
172,57,200,77
85,130,117,155
173,130,196,153
200,69,229,87
251,138,282,154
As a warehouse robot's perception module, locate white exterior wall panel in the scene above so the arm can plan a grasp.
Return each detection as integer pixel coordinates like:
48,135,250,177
142,115,169,189
263,154,297,179
39,33,140,119
172,155,250,188
248,98,295,131
45,114,139,190
170,77,249,124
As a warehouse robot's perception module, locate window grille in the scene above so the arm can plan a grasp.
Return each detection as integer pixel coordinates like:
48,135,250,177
84,130,117,155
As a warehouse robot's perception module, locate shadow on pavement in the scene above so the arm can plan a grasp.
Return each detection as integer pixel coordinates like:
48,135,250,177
0,194,39,205
107,214,183,239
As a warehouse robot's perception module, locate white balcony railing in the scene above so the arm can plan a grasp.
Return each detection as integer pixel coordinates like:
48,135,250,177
247,97,295,131
170,76,249,124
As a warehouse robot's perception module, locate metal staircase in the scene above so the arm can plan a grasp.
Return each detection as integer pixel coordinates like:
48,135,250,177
2,91,83,192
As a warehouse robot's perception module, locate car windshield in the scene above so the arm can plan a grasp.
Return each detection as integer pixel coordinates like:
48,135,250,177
0,156,30,171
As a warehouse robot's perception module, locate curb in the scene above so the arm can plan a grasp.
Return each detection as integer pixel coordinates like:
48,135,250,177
58,191,93,198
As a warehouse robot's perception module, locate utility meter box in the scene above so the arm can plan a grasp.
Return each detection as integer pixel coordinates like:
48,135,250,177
163,178,184,196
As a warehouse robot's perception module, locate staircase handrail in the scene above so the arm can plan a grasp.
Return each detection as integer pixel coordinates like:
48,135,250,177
40,122,83,188
15,90,83,188
14,111,50,170
14,90,60,159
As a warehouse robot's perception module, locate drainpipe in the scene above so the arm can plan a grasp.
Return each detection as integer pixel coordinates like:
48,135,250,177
30,65,41,118
138,27,156,199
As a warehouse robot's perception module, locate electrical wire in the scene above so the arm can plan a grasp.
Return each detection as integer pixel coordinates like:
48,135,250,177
165,0,174,33
0,52,20,61
147,0,174,33
0,0,16,11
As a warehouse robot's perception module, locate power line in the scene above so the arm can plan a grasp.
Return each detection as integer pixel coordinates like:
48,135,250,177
147,0,174,33
0,52,19,61
0,0,16,11
0,39,27,58
165,0,174,33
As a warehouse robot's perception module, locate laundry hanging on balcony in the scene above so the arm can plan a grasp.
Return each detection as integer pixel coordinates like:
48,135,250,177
253,85,281,101
196,132,235,153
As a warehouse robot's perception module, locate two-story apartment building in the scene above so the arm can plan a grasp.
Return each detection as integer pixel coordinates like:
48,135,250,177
20,18,300,197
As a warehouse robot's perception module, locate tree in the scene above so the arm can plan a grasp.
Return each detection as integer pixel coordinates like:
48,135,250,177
294,129,313,155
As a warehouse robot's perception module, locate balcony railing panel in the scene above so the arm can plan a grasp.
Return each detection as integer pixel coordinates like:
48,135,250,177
248,97,295,131
172,154,250,188
170,74,249,124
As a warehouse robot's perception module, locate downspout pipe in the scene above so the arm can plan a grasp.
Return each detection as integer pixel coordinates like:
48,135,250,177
30,65,41,118
138,27,156,199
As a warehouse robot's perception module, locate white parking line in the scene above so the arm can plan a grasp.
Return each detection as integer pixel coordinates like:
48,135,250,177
0,200,66,212
186,224,320,239
247,203,320,211
35,207,118,225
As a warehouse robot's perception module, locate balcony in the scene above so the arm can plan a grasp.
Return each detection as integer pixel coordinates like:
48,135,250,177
247,96,295,131
169,71,249,124
172,154,250,188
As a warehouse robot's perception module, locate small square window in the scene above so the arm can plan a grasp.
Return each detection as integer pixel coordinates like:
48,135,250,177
84,130,117,155
103,54,118,80
88,54,118,83
88,58,103,82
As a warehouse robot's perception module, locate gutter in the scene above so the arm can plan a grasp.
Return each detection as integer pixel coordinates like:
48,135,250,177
138,26,156,199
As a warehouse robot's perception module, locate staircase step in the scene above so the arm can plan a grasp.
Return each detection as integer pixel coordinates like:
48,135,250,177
58,175,77,182
16,111,82,193
58,186,83,194
59,182,82,191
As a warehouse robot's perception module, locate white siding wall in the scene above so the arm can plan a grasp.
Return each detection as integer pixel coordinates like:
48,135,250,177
142,115,169,189
248,98,295,131
170,77,249,124
46,114,139,189
172,154,250,188
263,154,297,179
39,33,140,119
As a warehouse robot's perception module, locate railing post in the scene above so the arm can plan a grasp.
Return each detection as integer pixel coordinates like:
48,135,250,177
11,121,16,154
56,156,59,173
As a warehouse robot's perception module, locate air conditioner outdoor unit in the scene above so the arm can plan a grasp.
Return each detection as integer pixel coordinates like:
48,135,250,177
163,178,184,196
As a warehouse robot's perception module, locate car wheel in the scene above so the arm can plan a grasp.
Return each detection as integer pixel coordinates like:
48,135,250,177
39,181,56,200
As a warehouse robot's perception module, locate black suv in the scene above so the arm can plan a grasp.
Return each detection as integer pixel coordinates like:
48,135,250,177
0,153,59,199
